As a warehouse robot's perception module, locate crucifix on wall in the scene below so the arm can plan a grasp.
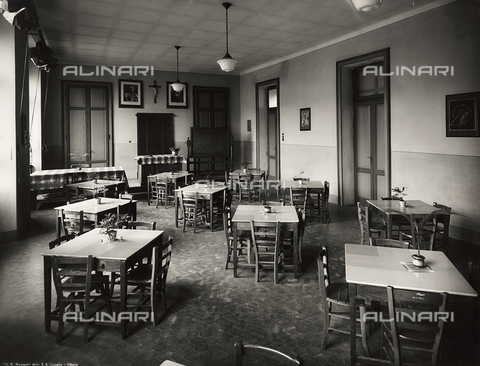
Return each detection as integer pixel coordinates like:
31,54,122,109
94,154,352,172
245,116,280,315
148,80,161,103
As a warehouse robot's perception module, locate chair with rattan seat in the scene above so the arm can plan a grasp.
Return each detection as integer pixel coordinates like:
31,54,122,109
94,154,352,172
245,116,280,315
234,341,303,366
432,202,451,253
250,220,284,284
283,209,306,268
180,191,208,233
290,186,309,213
357,202,386,245
308,181,331,223
231,172,252,202
223,206,251,270
52,255,112,344
317,247,370,355
123,237,173,326
380,285,448,366
127,221,156,230
59,209,95,237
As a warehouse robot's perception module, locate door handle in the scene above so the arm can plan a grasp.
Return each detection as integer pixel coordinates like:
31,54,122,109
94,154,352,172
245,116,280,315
367,156,372,164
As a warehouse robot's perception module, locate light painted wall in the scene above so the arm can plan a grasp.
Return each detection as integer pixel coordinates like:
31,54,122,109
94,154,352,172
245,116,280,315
239,4,480,242
0,21,17,241
41,69,240,180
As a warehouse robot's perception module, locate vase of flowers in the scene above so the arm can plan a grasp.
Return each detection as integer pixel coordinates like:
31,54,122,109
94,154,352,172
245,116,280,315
91,185,107,205
296,171,306,186
241,162,251,173
169,146,180,155
99,213,130,243
69,151,90,169
392,186,407,207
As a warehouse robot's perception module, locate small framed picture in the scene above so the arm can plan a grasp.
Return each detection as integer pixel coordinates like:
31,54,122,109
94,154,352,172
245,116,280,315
446,92,479,137
167,82,188,109
300,108,311,131
118,80,143,108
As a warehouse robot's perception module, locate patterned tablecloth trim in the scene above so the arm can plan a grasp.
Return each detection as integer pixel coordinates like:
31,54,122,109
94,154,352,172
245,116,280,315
135,154,186,165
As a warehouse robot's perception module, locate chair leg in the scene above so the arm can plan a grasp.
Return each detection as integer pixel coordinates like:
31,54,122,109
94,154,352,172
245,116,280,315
359,305,370,357
56,304,65,344
151,285,158,326
321,302,330,350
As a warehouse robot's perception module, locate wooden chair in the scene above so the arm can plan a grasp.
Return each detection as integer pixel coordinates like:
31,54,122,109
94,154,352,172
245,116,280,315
65,185,85,203
152,177,175,208
123,237,173,326
380,286,448,366
309,181,331,223
180,191,208,233
60,209,94,237
49,234,75,249
317,247,370,355
234,341,303,366
223,206,251,270
380,197,411,239
399,212,439,251
51,255,112,344
432,202,451,253
127,221,156,230
370,238,411,249
290,186,308,212
250,220,284,284
357,202,386,245
231,173,252,202
283,209,306,267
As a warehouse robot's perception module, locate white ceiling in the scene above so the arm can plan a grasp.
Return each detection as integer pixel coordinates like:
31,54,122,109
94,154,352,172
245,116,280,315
33,0,455,75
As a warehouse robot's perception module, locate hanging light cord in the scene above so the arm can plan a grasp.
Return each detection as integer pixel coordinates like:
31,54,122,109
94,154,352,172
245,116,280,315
225,5,229,55
176,46,180,80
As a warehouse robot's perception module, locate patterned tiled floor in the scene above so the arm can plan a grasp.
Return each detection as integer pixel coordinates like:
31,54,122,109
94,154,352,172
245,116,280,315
0,196,478,366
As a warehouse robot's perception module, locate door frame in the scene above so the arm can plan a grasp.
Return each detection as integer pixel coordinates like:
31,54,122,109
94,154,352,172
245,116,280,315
61,80,113,168
255,78,280,179
336,49,391,206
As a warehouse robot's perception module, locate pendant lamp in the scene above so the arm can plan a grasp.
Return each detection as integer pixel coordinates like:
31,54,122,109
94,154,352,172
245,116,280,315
217,2,237,72
171,46,185,93
351,0,383,12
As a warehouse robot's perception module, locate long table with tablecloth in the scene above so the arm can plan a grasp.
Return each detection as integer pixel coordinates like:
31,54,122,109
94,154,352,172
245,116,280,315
30,166,128,207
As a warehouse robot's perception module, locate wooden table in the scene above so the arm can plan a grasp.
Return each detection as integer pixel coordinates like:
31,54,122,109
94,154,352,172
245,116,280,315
147,171,193,206
174,183,227,231
230,169,267,201
345,244,478,365
66,179,126,198
54,198,137,237
367,199,440,240
232,205,300,279
43,228,163,339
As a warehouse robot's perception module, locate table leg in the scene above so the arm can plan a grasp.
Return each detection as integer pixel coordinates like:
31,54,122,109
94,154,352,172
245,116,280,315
120,261,127,340
349,283,357,366
210,195,214,232
387,215,393,239
233,223,238,278
175,193,179,228
293,223,298,279
147,177,151,206
44,256,52,333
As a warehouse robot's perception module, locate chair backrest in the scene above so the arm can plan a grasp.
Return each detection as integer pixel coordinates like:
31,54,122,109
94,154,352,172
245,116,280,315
234,341,303,366
370,238,410,249
49,233,75,249
60,209,85,236
250,220,281,249
433,202,452,225
357,202,372,245
468,260,480,293
152,237,173,290
65,185,83,203
317,247,330,301
52,254,94,304
290,187,308,211
384,285,447,366
128,221,156,230
324,181,330,203
223,206,233,243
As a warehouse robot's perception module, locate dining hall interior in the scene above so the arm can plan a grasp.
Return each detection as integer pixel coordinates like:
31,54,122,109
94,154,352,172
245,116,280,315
1,0,480,365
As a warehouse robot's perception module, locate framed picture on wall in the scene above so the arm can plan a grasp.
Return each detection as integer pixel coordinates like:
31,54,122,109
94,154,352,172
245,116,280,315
167,82,188,108
446,92,479,137
118,80,143,108
300,107,311,131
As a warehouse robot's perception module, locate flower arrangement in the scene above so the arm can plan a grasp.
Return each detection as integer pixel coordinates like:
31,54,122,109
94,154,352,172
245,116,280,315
99,213,130,239
241,162,251,170
169,147,180,155
69,151,89,161
392,186,407,201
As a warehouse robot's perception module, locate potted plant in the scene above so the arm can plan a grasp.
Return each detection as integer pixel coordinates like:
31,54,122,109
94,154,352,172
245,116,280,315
295,171,306,186
392,186,407,208
241,162,251,173
99,213,130,242
69,151,89,169
169,146,180,155
91,185,107,205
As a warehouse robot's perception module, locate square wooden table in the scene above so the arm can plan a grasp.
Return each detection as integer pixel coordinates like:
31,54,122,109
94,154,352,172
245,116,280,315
66,179,126,198
43,228,164,339
367,199,439,239
54,198,137,237
174,183,227,231
232,205,300,279
230,169,267,201
345,244,477,365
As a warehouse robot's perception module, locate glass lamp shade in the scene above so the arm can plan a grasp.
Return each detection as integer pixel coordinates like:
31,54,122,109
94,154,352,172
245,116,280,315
351,0,383,12
171,80,184,93
217,53,237,72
